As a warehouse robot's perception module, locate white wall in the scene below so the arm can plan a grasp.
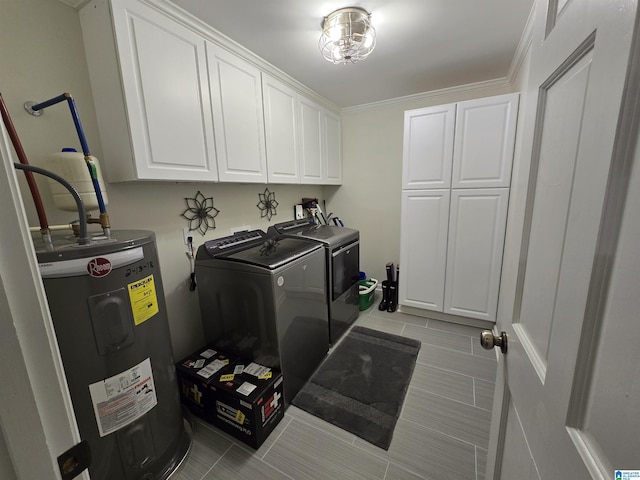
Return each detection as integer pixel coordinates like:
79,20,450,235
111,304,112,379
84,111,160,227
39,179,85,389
0,0,323,361
0,426,17,480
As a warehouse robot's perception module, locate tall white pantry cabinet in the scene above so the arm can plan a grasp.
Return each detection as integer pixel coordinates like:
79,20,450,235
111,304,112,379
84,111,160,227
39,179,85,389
399,93,519,322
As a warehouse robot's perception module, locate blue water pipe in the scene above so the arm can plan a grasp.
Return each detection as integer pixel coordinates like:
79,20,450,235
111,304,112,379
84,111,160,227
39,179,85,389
26,93,110,237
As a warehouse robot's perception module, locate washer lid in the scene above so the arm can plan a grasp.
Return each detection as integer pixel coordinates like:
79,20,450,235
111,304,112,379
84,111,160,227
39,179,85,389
292,225,359,246
221,237,321,269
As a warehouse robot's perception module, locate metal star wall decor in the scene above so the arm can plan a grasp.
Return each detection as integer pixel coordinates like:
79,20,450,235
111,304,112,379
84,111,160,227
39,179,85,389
181,190,220,235
257,188,278,221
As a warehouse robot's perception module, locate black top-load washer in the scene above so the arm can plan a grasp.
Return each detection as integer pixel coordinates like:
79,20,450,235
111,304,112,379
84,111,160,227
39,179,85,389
268,219,360,345
195,229,329,405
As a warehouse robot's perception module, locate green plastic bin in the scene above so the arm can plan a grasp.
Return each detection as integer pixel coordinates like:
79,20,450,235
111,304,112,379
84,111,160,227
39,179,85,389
359,278,378,311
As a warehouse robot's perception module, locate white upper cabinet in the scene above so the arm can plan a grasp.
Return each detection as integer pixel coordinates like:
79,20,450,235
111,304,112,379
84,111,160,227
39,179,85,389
402,104,455,189
452,93,519,188
299,97,324,184
80,0,217,182
262,74,300,184
323,110,342,185
299,96,342,185
80,0,340,184
207,43,267,183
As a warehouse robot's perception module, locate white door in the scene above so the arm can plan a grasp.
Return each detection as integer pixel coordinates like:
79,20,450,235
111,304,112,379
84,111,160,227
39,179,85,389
207,43,267,183
451,93,518,189
299,96,324,184
486,0,640,478
262,73,300,184
107,0,217,181
402,104,455,190
0,124,90,479
444,188,508,322
398,189,450,312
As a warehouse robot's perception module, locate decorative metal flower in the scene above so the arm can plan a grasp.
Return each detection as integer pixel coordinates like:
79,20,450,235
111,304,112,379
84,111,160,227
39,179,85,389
181,191,220,235
257,188,279,221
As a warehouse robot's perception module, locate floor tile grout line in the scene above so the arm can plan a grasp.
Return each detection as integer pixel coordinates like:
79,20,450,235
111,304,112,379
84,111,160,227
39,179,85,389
410,337,489,357
205,421,298,480
412,339,474,356
475,445,479,480
199,442,234,480
412,360,492,382
405,321,484,344
332,438,439,480
382,460,391,480
406,368,493,416
473,376,478,408
399,417,488,451
255,446,298,480
286,410,358,445
415,342,498,362
258,415,293,460
407,382,488,412
414,358,496,384
400,391,492,448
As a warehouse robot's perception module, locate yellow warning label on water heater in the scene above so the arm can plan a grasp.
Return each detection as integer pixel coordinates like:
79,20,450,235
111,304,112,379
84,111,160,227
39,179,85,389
127,274,159,325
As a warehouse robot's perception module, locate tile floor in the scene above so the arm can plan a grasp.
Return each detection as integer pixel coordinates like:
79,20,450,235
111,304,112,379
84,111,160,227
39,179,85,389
170,301,498,480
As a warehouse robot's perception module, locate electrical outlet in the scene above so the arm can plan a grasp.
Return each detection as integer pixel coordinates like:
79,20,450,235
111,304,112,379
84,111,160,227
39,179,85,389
182,227,192,245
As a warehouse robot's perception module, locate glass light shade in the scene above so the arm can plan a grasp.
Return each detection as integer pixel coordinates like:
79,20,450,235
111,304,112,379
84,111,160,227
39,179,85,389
319,7,376,64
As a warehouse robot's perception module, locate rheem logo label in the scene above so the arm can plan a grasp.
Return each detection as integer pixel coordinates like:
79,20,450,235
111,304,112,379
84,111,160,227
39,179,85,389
87,257,112,278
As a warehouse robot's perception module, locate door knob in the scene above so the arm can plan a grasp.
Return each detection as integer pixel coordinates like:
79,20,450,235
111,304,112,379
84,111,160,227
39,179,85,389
480,330,508,354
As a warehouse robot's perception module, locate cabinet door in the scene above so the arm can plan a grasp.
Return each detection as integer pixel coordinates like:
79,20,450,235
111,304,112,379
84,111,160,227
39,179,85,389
262,74,300,184
399,190,451,312
402,104,455,189
323,110,342,185
451,93,519,188
207,43,267,183
444,188,509,321
299,97,324,184
107,0,217,181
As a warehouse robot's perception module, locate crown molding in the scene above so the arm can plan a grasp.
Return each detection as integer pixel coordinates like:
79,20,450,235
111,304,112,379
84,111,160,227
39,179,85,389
57,0,89,8
343,3,536,113
342,77,512,113
506,3,536,82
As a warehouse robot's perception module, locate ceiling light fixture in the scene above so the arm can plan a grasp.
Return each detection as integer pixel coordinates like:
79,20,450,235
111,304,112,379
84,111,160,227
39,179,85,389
319,7,376,65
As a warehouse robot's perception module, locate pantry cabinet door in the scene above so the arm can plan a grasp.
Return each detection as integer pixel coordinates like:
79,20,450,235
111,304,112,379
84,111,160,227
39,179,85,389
402,104,455,189
452,93,519,188
107,0,217,181
207,43,267,182
262,74,300,184
444,188,509,321
399,190,451,312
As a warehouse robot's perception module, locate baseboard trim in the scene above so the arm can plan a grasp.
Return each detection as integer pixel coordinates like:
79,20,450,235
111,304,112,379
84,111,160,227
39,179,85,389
398,305,494,330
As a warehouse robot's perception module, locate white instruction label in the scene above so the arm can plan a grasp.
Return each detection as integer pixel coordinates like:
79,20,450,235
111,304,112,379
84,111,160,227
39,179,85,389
197,359,227,379
200,349,216,359
237,382,257,396
89,358,157,437
243,362,271,378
